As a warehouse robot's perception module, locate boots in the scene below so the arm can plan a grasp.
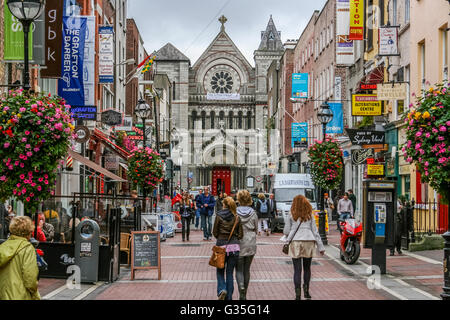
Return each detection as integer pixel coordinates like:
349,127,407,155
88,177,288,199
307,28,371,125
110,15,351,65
303,284,311,300
239,288,247,300
295,288,301,300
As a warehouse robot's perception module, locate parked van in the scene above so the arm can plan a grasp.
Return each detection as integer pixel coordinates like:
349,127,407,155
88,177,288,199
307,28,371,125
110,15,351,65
269,174,317,231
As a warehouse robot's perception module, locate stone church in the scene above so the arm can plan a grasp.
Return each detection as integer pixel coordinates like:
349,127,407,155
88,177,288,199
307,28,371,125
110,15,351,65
154,16,284,194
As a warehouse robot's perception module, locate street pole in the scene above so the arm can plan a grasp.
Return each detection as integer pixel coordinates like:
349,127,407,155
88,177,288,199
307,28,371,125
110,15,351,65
22,20,31,91
142,116,147,214
442,187,450,300
318,123,328,245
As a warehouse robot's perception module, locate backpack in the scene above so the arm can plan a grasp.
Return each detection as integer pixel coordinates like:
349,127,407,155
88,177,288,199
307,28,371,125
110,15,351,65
259,200,268,214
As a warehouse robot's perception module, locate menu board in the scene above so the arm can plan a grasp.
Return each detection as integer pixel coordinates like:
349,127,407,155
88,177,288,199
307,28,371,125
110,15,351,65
131,231,161,280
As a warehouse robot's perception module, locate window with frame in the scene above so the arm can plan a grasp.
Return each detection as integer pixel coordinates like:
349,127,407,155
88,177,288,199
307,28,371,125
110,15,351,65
442,27,448,81
405,0,410,24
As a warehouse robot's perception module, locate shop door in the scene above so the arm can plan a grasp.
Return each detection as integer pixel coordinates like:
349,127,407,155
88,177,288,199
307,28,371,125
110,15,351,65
212,167,231,196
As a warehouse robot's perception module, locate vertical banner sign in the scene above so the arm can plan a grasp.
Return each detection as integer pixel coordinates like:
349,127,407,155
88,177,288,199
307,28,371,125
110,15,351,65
292,73,309,99
336,0,355,65
4,5,33,60
32,11,45,66
349,0,364,41
292,123,308,148
327,103,344,135
41,0,63,78
334,77,342,101
99,26,114,83
379,27,399,56
83,16,96,107
58,16,87,107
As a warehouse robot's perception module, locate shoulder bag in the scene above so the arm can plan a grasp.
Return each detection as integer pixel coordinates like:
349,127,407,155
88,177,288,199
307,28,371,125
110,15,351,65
282,219,303,255
209,217,239,269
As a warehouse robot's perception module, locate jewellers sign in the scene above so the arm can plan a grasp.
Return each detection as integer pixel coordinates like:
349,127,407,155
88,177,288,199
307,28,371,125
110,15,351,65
346,129,385,146
352,148,375,165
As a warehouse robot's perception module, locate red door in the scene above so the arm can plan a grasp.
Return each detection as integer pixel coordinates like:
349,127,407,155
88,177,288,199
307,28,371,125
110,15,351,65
212,167,231,196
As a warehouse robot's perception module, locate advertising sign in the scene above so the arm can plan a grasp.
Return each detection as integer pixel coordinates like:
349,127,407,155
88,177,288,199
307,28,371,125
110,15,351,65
327,103,344,135
292,73,309,99
74,126,90,143
101,110,122,126
70,106,97,120
32,11,45,66
115,116,133,132
349,0,364,40
336,0,355,65
352,149,375,165
4,5,33,60
292,123,308,148
83,16,96,107
379,27,399,56
352,94,382,116
99,26,114,83
58,16,87,106
377,83,407,101
334,77,342,101
346,129,385,146
41,0,64,78
367,165,385,176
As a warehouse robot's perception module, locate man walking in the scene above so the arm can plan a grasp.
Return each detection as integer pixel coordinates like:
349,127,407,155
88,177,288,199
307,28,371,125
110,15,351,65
337,193,354,232
348,189,357,214
199,187,216,241
194,189,203,230
268,194,277,231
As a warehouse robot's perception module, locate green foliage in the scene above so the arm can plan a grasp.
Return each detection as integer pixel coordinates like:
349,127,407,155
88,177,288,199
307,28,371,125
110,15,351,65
127,146,164,194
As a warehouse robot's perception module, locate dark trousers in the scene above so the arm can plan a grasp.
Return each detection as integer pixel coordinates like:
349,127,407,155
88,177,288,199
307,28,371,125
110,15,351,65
181,216,191,240
292,257,312,289
217,252,239,300
236,255,254,292
201,214,212,239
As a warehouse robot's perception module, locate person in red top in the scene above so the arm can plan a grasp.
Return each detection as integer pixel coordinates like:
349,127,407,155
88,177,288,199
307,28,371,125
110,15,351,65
35,214,47,243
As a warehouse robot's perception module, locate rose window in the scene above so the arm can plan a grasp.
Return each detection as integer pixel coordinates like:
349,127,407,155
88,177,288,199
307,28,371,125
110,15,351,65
210,71,233,93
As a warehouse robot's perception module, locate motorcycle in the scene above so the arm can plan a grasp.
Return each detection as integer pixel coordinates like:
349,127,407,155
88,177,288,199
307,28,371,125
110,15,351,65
338,216,362,265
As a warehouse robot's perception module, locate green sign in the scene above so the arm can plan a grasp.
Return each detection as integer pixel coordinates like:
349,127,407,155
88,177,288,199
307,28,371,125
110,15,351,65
4,5,33,61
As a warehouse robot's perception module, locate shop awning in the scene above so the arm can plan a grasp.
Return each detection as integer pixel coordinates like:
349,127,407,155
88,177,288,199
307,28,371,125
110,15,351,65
92,128,131,160
358,66,385,91
68,149,127,182
119,163,129,171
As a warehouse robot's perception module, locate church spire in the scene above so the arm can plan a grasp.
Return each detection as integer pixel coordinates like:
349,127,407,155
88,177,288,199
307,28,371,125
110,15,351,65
258,15,283,51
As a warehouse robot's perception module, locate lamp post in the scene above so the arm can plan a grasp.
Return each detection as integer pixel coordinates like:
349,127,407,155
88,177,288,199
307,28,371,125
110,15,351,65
316,101,334,245
135,98,151,213
7,0,46,91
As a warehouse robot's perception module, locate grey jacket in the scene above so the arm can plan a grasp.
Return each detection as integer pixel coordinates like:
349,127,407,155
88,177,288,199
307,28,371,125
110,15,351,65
237,206,259,257
283,216,325,253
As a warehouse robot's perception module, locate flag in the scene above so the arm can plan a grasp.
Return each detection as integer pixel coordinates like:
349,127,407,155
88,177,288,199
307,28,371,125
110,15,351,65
141,56,156,74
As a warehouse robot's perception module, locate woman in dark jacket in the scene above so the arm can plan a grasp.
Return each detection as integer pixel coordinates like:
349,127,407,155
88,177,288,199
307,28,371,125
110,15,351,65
179,192,194,242
212,197,244,300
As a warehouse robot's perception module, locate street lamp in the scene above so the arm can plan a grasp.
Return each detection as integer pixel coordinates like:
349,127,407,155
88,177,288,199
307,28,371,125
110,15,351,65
316,101,334,245
7,0,46,91
135,98,152,147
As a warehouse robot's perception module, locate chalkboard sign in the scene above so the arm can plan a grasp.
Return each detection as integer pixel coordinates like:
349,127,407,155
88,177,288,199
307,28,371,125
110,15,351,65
131,231,161,280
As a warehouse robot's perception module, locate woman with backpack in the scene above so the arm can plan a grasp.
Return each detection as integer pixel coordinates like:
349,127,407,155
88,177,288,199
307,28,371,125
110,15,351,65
179,192,194,242
284,195,325,300
256,194,271,236
212,197,243,300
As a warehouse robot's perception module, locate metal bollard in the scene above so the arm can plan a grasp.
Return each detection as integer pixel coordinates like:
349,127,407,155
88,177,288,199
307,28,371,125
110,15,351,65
318,211,328,245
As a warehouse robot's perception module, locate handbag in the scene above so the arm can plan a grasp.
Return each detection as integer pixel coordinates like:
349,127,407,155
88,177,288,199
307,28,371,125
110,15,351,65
209,217,239,269
282,219,303,255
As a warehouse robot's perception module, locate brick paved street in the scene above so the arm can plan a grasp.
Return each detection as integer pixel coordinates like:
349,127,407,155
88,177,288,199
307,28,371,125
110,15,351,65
37,222,444,300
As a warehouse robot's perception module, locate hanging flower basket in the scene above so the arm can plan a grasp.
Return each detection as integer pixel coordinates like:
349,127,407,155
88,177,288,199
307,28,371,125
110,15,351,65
308,137,344,191
127,146,164,194
0,89,76,211
402,82,450,204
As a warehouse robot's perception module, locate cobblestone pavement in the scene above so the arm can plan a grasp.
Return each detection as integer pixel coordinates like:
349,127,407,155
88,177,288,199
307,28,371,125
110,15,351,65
38,222,445,300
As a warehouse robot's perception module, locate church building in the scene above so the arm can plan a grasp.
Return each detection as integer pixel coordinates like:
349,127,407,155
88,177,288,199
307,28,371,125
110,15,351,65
154,16,284,194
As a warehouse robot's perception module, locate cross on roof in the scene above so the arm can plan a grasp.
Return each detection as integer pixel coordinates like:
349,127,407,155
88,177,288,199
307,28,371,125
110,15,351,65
219,15,227,31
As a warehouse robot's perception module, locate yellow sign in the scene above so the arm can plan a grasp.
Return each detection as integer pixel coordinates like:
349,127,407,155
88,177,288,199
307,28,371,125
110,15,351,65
352,94,382,116
349,0,364,40
368,165,385,176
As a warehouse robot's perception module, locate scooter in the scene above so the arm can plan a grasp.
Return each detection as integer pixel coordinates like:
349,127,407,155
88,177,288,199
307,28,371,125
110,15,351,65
339,216,363,265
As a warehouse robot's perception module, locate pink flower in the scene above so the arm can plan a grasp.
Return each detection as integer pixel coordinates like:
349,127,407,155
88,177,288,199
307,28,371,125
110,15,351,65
37,186,42,191
425,133,431,138
415,143,422,150
44,180,49,185
432,128,439,134
438,158,447,164
19,107,26,112
25,131,30,135
26,152,33,157
0,176,6,181
25,144,31,149
439,136,445,141
440,126,447,132
447,121,450,126
416,132,423,138
407,157,413,163
21,138,27,143
20,174,25,180
4,142,10,148
20,163,24,168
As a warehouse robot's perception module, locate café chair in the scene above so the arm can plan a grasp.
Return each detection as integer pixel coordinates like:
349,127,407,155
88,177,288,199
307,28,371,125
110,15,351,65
120,233,131,266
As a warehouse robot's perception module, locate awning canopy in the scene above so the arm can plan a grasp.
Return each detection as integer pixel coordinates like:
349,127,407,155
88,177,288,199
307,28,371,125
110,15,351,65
358,66,385,91
119,162,129,171
92,128,131,161
68,149,127,182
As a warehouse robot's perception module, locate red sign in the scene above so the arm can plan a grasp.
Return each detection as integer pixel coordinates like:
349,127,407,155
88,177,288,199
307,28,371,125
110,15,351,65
360,84,378,90
367,158,375,165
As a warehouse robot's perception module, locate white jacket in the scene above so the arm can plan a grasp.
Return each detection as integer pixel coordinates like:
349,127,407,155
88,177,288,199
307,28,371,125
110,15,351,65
283,216,326,253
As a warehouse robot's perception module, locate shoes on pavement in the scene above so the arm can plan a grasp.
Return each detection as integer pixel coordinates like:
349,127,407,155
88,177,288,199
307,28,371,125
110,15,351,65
266,230,270,236
390,251,395,256
295,288,301,300
203,238,208,241
303,284,312,300
218,290,227,300
397,250,403,255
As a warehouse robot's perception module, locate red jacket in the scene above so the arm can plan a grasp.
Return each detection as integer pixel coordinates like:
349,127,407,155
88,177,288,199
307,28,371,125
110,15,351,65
35,227,46,243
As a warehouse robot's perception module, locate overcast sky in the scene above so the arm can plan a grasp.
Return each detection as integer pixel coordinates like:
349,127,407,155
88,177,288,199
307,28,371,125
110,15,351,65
127,0,328,66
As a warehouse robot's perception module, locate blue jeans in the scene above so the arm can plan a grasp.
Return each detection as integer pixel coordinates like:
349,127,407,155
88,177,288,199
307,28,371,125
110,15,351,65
201,214,212,239
195,209,201,228
217,252,239,300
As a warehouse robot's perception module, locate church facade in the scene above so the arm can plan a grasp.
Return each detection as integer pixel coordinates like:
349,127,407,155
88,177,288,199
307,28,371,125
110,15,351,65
154,16,284,194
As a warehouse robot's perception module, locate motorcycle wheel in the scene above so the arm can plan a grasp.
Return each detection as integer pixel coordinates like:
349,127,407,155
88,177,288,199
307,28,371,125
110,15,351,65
344,241,360,265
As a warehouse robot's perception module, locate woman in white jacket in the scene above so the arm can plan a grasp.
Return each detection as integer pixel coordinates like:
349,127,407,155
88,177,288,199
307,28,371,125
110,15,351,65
284,195,325,300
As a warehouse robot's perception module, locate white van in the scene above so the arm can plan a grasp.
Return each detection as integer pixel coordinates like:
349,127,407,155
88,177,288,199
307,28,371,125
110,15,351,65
270,174,317,231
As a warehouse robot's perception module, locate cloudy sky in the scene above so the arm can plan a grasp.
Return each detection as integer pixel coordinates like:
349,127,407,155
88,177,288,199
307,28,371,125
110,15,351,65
127,0,328,65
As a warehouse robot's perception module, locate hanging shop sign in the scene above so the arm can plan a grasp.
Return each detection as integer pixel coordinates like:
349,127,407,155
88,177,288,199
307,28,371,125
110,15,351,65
83,16,96,107
367,165,385,176
378,26,399,56
352,94,382,116
327,103,344,135
3,5,33,61
99,26,114,83
115,116,133,132
70,106,97,121
377,83,407,101
101,110,122,126
41,0,63,78
352,148,375,165
74,126,90,144
105,154,119,171
360,83,378,90
346,129,385,146
292,73,309,99
336,0,355,66
349,0,364,41
292,123,308,148
32,10,45,66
